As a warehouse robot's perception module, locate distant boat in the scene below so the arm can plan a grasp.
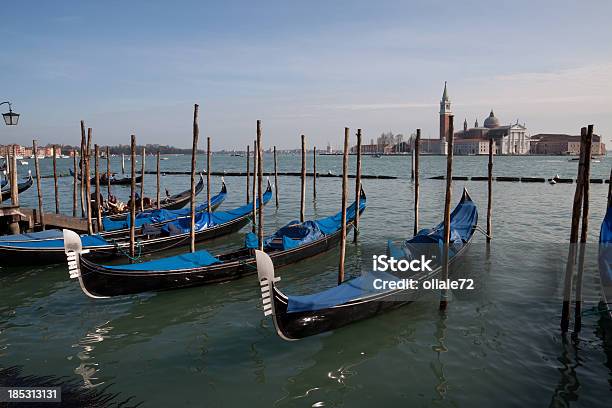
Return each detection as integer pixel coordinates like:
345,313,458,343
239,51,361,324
569,156,601,162
161,157,169,161
19,160,28,166
373,154,382,158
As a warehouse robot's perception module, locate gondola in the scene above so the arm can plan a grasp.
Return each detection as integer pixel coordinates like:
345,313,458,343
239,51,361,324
62,188,366,298
0,174,34,202
0,181,227,244
255,188,478,341
69,168,143,185
599,205,612,318
0,181,272,266
100,180,227,237
103,174,205,220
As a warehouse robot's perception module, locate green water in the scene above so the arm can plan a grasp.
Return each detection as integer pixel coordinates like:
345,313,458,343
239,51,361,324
1,154,611,407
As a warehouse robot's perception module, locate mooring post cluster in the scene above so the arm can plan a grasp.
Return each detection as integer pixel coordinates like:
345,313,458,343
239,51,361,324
561,125,594,333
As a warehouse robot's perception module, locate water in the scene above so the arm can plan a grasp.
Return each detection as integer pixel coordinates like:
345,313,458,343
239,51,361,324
1,153,611,407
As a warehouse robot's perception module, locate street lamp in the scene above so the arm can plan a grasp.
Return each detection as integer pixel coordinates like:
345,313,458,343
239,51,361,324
1,101,19,126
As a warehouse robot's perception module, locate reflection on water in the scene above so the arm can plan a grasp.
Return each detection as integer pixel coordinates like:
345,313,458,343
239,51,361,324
73,321,113,388
431,312,448,402
549,334,581,407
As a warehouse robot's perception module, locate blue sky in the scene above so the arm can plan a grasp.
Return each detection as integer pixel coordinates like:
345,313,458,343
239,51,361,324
1,0,611,149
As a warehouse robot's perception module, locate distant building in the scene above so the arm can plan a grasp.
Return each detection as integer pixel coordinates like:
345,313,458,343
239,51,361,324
530,134,606,155
454,110,530,155
348,82,607,157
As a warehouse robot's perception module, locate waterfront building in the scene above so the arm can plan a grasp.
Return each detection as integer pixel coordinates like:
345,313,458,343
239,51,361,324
454,110,530,155
530,134,607,155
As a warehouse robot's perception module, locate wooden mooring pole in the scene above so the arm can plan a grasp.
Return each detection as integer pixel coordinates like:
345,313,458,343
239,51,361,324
207,137,211,213
252,140,257,233
246,144,250,203
313,145,317,201
72,149,78,217
413,129,420,236
106,146,111,198
94,145,103,232
574,125,594,332
274,145,279,207
338,128,349,285
85,128,93,235
300,134,306,223
190,104,199,253
487,137,493,242
5,145,18,234
80,121,86,218
353,129,362,243
94,144,104,232
0,148,4,204
560,127,589,332
53,145,59,214
156,151,161,209
257,120,263,250
411,138,415,181
129,135,137,260
10,146,18,207
33,140,45,229
140,147,146,212
440,116,454,311
608,167,612,208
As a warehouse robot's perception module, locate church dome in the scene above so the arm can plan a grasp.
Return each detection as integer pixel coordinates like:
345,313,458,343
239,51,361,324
483,110,500,128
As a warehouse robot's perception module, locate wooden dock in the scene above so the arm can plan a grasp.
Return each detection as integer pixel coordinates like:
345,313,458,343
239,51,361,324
0,206,90,235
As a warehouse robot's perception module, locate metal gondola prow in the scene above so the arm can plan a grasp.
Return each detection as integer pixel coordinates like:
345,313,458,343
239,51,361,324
63,229,108,299
255,250,279,317
461,187,472,202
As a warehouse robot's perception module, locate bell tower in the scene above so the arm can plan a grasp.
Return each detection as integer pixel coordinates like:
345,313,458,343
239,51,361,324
439,81,452,140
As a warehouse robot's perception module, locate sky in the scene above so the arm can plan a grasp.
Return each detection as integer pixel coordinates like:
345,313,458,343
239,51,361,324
1,0,611,150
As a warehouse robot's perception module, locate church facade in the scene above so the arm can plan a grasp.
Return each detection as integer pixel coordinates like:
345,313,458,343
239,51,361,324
447,86,530,155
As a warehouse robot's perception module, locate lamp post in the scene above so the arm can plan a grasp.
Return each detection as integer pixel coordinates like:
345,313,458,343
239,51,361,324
1,101,19,126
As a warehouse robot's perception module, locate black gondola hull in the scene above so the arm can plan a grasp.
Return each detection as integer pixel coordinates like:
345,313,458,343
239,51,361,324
269,232,474,340
0,212,251,266
76,223,354,296
103,175,204,220
0,176,34,202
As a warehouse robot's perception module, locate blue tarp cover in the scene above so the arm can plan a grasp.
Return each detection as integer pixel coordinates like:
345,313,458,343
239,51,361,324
1,234,108,249
161,188,272,235
104,249,221,271
0,229,63,242
599,206,612,287
246,195,366,250
287,271,400,312
102,187,227,231
286,192,477,313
